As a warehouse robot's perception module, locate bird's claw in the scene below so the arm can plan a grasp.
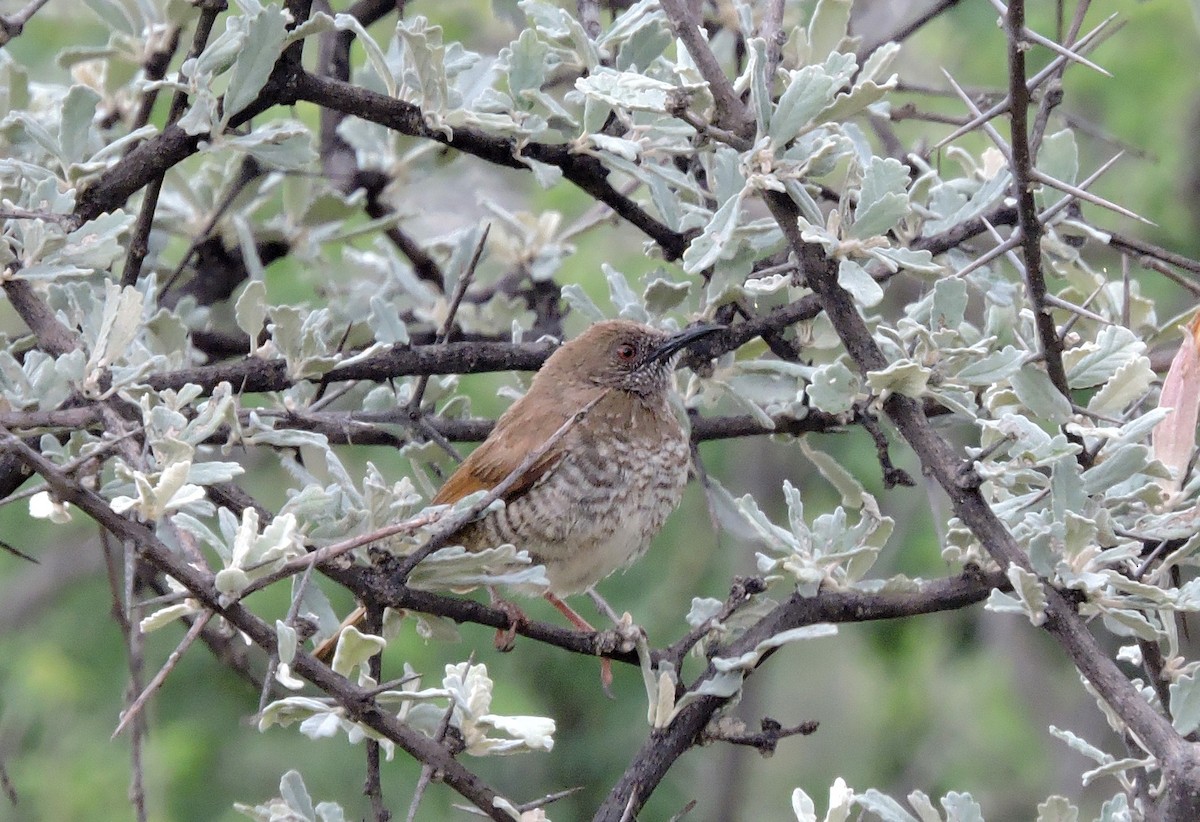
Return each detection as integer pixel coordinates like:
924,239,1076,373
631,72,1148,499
491,598,527,652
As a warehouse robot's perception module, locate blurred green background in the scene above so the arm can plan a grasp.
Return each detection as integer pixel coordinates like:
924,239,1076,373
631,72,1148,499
1,1,1198,820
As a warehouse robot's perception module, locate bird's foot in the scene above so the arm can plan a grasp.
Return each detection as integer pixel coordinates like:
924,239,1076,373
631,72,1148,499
545,592,620,698
489,593,527,652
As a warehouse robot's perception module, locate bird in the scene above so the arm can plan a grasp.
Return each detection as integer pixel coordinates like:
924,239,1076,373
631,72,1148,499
315,319,723,671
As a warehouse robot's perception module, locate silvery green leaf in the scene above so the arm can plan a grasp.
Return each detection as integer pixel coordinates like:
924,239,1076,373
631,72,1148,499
226,122,316,170
1081,759,1153,788
686,597,724,628
855,789,920,822
801,441,864,509
615,16,672,71
561,283,606,322
808,0,855,60
587,133,642,161
683,190,745,274
276,619,298,665
807,361,857,414
870,246,942,275
770,64,840,145
59,85,99,166
1048,726,1109,764
187,461,246,485
712,624,837,672
1037,129,1079,187
866,361,930,397
1089,356,1154,414
1096,794,1132,822
931,277,968,329
818,76,896,126
986,565,1045,625
59,210,131,271
923,170,1012,234
279,770,317,819
575,67,703,113
235,280,268,342
955,347,1024,385
83,0,138,35
792,787,817,822
665,671,744,725
1064,325,1145,389
747,37,770,136
851,157,909,239
222,3,289,127
1081,444,1150,495
1100,607,1160,641
407,544,550,593
941,793,984,822
1010,367,1072,424
604,264,649,321
330,626,387,677
140,603,201,633
859,42,900,86
643,277,690,314
87,282,144,375
837,259,883,307
368,295,409,344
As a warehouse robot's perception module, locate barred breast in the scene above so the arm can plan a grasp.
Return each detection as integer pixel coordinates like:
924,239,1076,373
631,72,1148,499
457,391,691,595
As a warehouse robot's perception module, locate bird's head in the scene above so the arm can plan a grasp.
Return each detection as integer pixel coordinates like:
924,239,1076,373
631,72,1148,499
542,320,723,397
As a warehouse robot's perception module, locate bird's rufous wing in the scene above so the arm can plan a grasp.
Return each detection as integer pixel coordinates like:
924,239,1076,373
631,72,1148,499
432,402,570,505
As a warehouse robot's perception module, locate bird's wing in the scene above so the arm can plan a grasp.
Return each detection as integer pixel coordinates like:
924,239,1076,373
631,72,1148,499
432,405,570,505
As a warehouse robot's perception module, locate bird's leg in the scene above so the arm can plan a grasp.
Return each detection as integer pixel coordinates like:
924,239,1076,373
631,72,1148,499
488,587,527,652
545,592,615,697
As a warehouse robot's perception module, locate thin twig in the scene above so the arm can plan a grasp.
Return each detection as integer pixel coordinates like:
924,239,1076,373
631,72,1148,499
122,2,225,286
114,611,214,738
407,225,490,413
0,0,52,46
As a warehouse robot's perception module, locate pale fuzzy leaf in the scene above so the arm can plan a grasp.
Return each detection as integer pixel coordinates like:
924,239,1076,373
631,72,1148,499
792,788,817,822
940,792,983,822
1010,367,1072,424
837,259,883,307
770,64,840,145
222,3,290,126
140,602,200,633
855,789,920,822
866,361,931,398
1089,356,1154,415
801,441,864,509
575,67,703,113
1170,672,1200,735
330,626,386,677
561,284,606,322
807,360,857,414
952,347,1023,386
643,278,691,314
1064,325,1146,389
1032,796,1080,820
712,624,837,672
851,157,909,239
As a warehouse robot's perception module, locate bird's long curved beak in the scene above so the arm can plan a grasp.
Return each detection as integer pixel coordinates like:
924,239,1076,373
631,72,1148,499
649,323,725,363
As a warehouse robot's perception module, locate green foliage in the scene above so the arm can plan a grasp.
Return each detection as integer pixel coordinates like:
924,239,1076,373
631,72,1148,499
1,0,1199,820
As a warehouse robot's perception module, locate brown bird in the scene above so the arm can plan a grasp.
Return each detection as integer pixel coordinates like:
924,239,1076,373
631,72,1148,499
316,319,722,668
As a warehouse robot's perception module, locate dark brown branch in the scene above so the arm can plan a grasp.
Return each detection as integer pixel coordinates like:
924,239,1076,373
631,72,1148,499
293,71,689,260
0,0,51,46
594,567,1008,821
1004,0,1070,400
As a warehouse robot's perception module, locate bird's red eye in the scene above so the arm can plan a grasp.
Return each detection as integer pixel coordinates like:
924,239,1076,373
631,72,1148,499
615,343,637,362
